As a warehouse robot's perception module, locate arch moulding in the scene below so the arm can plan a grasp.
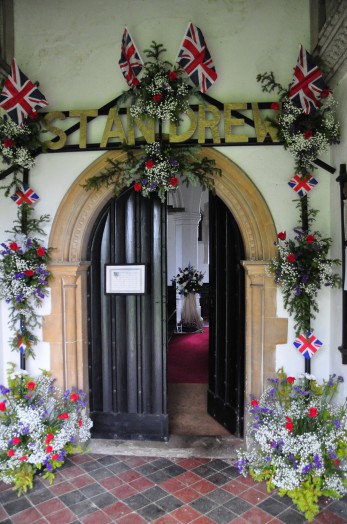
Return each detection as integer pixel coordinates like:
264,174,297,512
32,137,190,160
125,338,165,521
44,148,287,414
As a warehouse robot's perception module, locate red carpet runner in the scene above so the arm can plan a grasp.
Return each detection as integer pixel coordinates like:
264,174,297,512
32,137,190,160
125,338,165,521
168,328,209,383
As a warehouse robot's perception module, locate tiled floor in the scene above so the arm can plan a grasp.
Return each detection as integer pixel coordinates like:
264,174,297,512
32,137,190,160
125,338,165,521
0,453,346,523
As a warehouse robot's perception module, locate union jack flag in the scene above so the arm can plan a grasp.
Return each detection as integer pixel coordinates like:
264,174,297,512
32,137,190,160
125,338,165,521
176,22,217,93
11,185,40,206
293,331,323,360
118,27,143,88
289,45,327,114
0,58,48,125
288,173,318,197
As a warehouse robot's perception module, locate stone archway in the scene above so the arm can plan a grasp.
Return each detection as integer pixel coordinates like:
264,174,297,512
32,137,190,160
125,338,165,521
44,148,287,407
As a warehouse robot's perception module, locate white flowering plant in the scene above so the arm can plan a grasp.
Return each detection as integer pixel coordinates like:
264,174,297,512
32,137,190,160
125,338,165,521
267,225,341,336
172,263,204,296
119,41,193,124
0,363,93,495
236,369,347,522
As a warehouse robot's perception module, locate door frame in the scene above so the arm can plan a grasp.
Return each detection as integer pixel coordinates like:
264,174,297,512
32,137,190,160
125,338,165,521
44,148,288,424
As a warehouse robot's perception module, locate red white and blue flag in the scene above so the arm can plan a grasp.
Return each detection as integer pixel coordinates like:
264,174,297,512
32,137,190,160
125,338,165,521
118,27,143,88
11,185,39,206
293,331,323,360
288,173,318,197
289,45,327,114
0,58,48,125
176,22,217,93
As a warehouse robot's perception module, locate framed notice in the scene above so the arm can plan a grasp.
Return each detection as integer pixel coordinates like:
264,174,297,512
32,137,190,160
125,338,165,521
105,264,146,295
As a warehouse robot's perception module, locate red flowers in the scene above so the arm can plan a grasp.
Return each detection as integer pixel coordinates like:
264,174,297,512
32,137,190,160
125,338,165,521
0,402,6,411
7,450,15,457
46,445,53,453
287,377,295,384
3,138,14,147
70,392,79,402
29,110,38,120
287,253,296,263
12,437,20,445
334,459,339,466
153,94,162,102
308,407,318,418
19,456,27,461
134,182,142,192
45,433,54,444
321,89,330,98
285,416,293,432
9,242,19,251
306,235,315,244
170,177,179,187
58,413,69,420
25,270,34,277
27,381,36,390
271,102,279,110
277,231,286,241
52,453,59,460
132,78,139,87
251,399,259,407
78,419,83,427
169,71,178,81
145,160,154,169
37,247,45,257
304,130,313,139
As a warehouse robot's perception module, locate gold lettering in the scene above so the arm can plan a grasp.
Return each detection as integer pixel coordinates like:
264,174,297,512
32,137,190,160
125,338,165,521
198,104,221,144
69,110,98,148
224,103,248,143
43,112,67,150
252,103,279,142
127,111,155,145
169,109,197,143
100,108,127,147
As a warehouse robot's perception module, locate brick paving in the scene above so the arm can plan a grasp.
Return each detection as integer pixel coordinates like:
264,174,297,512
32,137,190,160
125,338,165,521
0,453,346,523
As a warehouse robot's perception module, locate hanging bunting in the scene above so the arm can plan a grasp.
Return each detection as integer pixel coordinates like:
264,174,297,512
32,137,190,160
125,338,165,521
288,173,318,197
293,331,323,360
11,185,40,206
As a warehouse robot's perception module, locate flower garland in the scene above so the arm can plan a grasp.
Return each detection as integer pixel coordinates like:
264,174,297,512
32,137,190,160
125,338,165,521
0,364,92,495
256,72,340,176
172,264,204,295
267,222,341,336
236,369,347,522
119,42,194,123
83,142,220,203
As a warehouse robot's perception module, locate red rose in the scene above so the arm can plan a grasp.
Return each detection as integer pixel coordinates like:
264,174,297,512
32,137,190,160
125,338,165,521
3,138,14,147
19,456,27,461
78,419,83,427
52,454,59,460
170,177,179,187
153,94,162,102
46,445,53,453
308,407,318,418
37,247,45,257
12,437,20,445
134,182,142,192
277,231,286,241
321,89,330,98
70,392,79,402
7,449,15,457
58,413,69,419
169,71,178,81
9,242,19,251
29,110,38,120
251,399,259,407
271,102,279,110
132,78,139,87
285,422,293,432
304,130,313,139
287,377,295,384
0,402,6,411
45,433,54,443
334,459,339,466
306,235,315,244
25,270,34,277
145,160,154,169
287,253,296,263
27,381,36,390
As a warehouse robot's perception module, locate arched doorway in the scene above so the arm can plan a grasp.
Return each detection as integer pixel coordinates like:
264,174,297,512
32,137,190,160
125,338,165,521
45,148,288,439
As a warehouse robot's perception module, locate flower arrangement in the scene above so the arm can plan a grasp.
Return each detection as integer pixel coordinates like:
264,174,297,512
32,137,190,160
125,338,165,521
0,206,52,358
83,142,220,203
172,263,204,296
0,363,92,495
256,72,340,175
236,369,347,521
267,221,341,335
119,41,193,124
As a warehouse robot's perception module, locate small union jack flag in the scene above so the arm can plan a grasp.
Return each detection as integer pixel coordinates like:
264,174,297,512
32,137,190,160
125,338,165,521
293,331,323,360
11,185,39,206
119,27,143,88
0,58,48,125
288,173,318,197
289,45,327,114
176,22,217,93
